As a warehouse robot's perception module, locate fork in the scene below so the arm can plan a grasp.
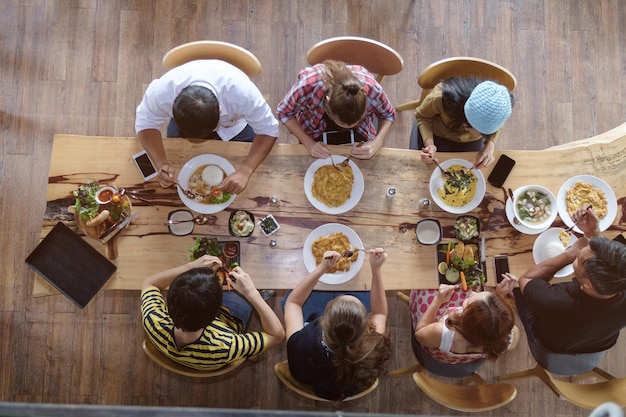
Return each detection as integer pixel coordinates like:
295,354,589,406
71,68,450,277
343,142,365,163
564,205,593,234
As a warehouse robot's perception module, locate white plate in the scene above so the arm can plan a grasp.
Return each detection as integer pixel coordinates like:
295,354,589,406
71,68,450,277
532,228,578,278
177,154,236,214
505,192,549,235
557,175,617,233
429,158,486,214
302,223,365,285
304,157,364,214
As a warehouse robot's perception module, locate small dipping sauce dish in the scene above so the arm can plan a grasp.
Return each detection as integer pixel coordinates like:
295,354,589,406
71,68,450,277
167,209,194,236
416,219,442,245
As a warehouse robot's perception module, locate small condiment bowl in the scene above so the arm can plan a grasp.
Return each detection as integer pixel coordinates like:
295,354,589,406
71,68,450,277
513,185,557,230
95,186,117,205
167,209,194,236
416,219,442,245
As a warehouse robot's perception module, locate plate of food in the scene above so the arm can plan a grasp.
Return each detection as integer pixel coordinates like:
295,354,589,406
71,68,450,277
302,223,365,285
557,175,617,233
304,157,364,214
429,158,486,214
533,228,578,277
436,240,485,291
189,236,241,268
71,181,132,240
177,154,236,214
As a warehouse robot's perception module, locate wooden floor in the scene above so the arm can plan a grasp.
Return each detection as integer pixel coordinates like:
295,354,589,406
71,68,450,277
1,0,625,415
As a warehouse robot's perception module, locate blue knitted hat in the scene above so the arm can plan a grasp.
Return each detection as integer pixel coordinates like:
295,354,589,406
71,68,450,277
464,81,512,135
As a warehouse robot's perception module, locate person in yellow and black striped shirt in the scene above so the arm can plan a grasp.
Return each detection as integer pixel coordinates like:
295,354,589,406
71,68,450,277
141,255,284,371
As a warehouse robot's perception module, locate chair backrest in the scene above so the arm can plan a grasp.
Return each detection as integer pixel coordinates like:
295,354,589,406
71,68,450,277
162,40,262,78
306,36,404,83
142,339,245,377
412,369,517,412
528,332,607,375
274,360,378,402
539,366,626,410
395,56,516,112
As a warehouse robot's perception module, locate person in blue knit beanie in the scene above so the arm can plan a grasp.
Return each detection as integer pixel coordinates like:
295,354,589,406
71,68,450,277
410,77,514,168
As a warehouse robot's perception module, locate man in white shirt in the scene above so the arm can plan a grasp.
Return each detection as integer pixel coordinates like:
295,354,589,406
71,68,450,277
135,59,279,193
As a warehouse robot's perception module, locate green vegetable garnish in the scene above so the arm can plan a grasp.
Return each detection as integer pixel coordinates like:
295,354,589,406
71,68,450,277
73,181,100,221
189,237,223,260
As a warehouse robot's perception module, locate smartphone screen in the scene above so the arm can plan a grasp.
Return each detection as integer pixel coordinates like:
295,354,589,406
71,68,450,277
133,151,157,180
494,255,510,283
322,130,355,146
487,154,516,188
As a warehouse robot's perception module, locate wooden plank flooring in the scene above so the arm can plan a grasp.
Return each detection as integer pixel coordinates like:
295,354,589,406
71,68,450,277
1,1,625,415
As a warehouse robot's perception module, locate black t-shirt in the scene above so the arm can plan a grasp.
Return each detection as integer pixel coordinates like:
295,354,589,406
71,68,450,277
524,280,626,353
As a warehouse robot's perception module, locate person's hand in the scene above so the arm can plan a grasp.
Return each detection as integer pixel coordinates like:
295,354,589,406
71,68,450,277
158,163,176,188
220,170,250,194
319,251,340,272
305,140,331,159
188,254,222,269
349,141,378,160
572,206,601,237
435,283,458,303
496,273,518,297
228,266,257,298
368,248,387,269
474,146,495,168
420,145,437,163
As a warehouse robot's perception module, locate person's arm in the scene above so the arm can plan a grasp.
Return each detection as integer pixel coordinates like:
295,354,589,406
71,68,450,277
283,251,340,340
228,266,285,348
283,119,331,159
351,119,393,159
138,129,175,187
367,248,388,333
474,138,496,168
414,284,458,348
518,237,588,293
141,255,222,292
414,91,440,162
220,134,277,194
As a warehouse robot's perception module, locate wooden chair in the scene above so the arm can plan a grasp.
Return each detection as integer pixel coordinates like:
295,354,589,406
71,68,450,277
412,367,517,412
274,360,378,402
162,40,262,78
306,36,404,83
396,56,516,112
142,339,245,378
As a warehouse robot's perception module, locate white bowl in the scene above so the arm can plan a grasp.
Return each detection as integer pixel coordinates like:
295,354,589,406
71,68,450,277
513,185,557,230
429,158,486,214
416,219,442,245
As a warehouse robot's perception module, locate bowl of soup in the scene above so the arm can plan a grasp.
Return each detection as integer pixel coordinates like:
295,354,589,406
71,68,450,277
428,158,486,214
513,185,557,229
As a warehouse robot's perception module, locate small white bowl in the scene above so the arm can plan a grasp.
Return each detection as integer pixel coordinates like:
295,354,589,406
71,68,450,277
95,186,117,205
416,219,442,245
513,185,558,230
258,214,280,237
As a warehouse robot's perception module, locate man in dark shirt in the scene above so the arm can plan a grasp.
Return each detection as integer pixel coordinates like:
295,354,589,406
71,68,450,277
501,207,626,353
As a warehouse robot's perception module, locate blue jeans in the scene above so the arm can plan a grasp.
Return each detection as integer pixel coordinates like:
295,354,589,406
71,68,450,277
166,119,256,142
222,291,254,330
409,120,485,151
281,291,372,322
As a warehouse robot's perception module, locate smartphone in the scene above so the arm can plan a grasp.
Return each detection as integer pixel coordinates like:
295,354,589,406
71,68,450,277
487,154,516,188
133,150,157,181
322,130,355,146
494,255,510,283
613,234,626,245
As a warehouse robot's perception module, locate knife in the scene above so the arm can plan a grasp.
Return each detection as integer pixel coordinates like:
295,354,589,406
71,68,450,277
99,212,138,243
480,235,487,283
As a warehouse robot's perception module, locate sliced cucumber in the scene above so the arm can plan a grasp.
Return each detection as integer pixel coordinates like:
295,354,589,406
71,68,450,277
445,267,460,283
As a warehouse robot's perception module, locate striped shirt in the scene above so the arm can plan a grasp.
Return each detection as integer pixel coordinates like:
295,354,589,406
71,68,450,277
276,63,395,140
141,286,267,370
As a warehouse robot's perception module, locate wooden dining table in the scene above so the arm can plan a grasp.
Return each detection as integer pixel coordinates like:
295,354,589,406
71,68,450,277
33,132,626,297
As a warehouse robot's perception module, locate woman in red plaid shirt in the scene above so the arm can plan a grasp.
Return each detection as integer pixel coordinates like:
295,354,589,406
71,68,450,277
277,60,396,159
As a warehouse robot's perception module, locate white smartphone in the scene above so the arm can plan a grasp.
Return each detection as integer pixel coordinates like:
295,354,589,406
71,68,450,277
132,150,158,181
322,129,355,146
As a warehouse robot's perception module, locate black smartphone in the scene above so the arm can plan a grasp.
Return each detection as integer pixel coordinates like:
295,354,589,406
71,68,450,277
613,234,626,245
487,154,516,188
322,129,355,145
494,255,510,283
133,150,158,181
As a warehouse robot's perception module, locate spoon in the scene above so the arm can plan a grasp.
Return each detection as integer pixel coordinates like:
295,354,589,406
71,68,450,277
162,215,209,226
432,159,453,179
507,188,521,225
343,142,365,163
564,205,593,234
119,188,155,204
159,168,199,199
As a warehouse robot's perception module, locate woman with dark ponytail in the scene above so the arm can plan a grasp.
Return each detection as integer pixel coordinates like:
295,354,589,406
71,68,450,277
277,59,395,160
284,249,390,400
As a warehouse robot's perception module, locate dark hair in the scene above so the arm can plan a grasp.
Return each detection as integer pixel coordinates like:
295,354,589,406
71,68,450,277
442,76,515,135
166,267,222,331
584,237,626,295
320,297,391,400
172,85,219,138
447,293,514,359
323,60,367,127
